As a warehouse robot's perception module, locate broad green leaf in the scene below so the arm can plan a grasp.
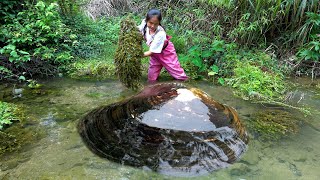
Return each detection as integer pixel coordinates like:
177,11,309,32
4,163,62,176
202,50,213,58
10,50,18,57
211,65,219,72
5,44,16,51
218,78,225,85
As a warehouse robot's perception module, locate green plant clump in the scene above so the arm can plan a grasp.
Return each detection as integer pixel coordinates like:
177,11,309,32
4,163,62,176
114,16,144,89
65,15,120,59
0,1,76,80
227,61,286,100
0,101,20,129
249,109,299,141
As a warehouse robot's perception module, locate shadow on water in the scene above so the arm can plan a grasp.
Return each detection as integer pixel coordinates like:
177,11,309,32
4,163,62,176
0,77,319,179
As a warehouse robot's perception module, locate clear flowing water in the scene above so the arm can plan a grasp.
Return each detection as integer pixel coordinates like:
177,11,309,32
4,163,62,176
0,77,319,179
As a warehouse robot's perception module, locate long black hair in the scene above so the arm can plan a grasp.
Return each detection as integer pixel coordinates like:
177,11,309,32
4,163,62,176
143,9,162,38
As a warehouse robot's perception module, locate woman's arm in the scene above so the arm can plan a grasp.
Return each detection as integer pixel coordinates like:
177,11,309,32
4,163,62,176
143,51,153,57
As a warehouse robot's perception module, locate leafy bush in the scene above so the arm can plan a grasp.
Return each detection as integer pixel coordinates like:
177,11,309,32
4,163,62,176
227,61,286,100
0,101,20,129
179,39,226,80
297,12,320,62
0,0,24,24
165,29,187,54
179,39,284,86
65,15,121,59
298,34,320,62
0,1,76,80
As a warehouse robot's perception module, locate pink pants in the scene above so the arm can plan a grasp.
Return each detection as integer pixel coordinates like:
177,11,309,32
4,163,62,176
148,41,188,82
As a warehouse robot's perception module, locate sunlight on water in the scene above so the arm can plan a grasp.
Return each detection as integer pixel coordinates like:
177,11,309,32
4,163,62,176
142,88,215,131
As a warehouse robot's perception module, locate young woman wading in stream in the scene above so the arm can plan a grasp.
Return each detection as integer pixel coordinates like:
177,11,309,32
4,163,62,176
138,9,188,83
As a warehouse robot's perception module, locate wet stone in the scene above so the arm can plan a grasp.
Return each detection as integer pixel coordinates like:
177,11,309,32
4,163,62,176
78,83,249,177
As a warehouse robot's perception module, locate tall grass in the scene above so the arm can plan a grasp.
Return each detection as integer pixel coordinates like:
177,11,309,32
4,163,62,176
204,0,319,46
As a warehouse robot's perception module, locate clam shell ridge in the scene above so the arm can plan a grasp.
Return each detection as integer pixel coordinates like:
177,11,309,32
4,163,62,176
78,83,248,177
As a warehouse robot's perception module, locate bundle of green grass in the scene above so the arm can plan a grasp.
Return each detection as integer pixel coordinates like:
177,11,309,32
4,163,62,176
114,16,144,90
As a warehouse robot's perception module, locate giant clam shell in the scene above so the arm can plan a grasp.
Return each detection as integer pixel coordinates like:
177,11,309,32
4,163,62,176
78,83,248,176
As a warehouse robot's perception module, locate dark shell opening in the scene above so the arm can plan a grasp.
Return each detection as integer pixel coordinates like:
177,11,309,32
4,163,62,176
78,83,248,177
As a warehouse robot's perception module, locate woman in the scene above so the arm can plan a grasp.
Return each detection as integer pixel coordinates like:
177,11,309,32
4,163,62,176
138,9,188,82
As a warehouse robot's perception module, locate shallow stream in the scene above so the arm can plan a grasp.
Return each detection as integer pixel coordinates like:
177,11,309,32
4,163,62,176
0,77,319,179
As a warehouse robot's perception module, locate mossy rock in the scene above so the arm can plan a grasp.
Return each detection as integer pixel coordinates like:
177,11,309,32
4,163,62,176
114,16,144,90
248,109,299,141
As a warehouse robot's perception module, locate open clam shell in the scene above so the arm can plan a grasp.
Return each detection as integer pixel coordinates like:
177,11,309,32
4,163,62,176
78,83,248,176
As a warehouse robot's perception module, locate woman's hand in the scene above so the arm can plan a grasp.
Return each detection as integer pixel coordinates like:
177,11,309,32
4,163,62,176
143,51,153,57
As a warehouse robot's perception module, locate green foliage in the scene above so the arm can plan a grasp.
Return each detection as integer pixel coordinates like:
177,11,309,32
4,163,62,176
0,66,14,80
56,0,78,16
150,0,319,48
249,109,299,141
226,0,319,46
1,1,75,62
179,39,226,80
0,44,30,63
179,46,207,80
166,29,187,54
201,0,234,8
65,15,120,59
178,38,286,87
114,16,144,89
229,13,267,46
227,61,286,100
0,1,76,80
68,59,116,80
297,12,320,62
298,35,320,62
0,0,24,23
208,64,225,85
0,101,20,129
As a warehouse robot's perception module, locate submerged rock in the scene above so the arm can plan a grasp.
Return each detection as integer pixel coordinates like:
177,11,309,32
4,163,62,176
78,83,248,176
